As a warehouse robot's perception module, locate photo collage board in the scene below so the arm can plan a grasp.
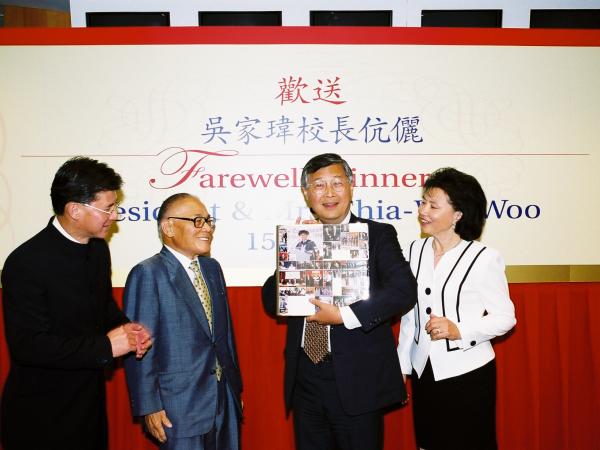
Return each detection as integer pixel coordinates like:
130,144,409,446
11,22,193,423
276,223,370,316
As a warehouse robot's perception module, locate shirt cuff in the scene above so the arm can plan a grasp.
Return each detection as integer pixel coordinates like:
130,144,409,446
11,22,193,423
340,305,362,329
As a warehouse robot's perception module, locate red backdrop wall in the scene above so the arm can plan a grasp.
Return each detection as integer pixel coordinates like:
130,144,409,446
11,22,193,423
0,283,599,449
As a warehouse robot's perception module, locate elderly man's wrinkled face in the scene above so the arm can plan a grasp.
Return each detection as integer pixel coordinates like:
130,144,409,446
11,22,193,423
161,196,214,259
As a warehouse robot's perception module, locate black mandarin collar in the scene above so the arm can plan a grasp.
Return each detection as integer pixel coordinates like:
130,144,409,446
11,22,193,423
45,218,92,259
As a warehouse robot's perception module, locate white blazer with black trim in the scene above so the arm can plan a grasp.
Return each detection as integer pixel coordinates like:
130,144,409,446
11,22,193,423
398,237,516,381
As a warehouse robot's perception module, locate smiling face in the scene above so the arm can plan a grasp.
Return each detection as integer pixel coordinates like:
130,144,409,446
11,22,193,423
68,190,119,242
160,196,213,259
301,163,353,224
418,187,463,239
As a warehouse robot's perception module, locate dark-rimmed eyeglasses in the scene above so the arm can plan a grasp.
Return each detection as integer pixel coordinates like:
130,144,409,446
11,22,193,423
168,216,216,229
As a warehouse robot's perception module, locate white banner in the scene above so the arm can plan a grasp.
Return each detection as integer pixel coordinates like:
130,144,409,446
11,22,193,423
1,31,599,285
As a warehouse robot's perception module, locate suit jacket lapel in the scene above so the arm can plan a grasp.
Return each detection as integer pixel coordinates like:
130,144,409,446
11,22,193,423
160,247,213,339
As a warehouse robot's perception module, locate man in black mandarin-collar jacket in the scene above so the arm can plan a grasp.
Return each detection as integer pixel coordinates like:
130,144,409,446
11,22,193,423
262,153,417,450
1,157,151,450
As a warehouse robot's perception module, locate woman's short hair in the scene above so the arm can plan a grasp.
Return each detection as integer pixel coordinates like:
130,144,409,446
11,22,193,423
423,168,487,241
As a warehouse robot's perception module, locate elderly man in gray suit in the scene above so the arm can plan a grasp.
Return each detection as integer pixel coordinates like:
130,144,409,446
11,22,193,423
123,193,242,450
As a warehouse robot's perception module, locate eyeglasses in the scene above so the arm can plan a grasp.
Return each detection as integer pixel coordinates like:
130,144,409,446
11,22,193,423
168,216,216,229
83,202,120,217
306,177,349,194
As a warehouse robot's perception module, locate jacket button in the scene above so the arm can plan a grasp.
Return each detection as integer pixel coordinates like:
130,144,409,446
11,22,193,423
425,307,432,314
425,288,431,295
210,368,216,374
470,341,476,346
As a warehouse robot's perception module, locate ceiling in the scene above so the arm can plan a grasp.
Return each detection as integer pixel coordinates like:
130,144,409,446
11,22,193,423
1,0,69,12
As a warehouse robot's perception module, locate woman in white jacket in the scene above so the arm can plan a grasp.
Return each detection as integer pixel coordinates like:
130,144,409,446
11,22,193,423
398,167,516,450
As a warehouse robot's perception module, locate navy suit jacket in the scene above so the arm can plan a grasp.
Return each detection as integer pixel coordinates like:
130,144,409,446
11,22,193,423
262,215,418,416
123,247,242,438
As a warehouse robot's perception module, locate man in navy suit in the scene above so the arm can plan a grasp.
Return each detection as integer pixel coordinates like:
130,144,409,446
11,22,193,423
262,153,418,450
124,193,242,450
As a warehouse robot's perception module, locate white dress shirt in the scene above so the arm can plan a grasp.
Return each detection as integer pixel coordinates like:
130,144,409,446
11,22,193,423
164,245,196,284
52,217,82,243
301,211,361,352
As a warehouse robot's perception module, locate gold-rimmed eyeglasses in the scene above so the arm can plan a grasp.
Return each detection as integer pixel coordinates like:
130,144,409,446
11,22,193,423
83,202,120,217
306,177,349,194
168,216,216,229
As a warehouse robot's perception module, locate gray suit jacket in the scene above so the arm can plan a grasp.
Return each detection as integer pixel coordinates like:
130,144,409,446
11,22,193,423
123,247,242,438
